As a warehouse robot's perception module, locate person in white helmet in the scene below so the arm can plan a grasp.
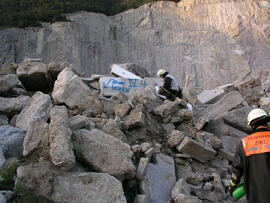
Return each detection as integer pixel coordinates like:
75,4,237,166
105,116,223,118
228,108,270,203
157,69,182,101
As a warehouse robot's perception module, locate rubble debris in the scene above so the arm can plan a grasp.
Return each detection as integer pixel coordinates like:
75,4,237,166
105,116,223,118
73,129,136,178
1,61,267,202
23,120,49,157
176,137,216,163
16,162,127,203
0,74,19,94
141,154,176,203
137,157,150,180
0,96,30,118
52,68,93,108
195,91,247,129
16,92,52,131
17,61,49,92
235,78,265,106
0,125,25,158
49,106,76,171
197,84,234,104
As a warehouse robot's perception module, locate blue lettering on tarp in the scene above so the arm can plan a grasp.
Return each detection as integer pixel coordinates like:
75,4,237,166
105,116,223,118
103,78,124,88
112,79,124,85
112,86,130,93
141,80,148,88
103,78,112,88
128,79,138,88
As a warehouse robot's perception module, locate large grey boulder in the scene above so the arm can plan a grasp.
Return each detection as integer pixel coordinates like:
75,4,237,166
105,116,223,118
235,78,265,106
52,173,127,203
0,125,25,158
16,92,52,131
52,68,92,109
195,91,247,127
0,74,19,94
205,118,248,139
16,162,127,203
0,96,30,117
23,120,49,157
220,106,252,133
16,162,60,197
176,137,216,163
197,84,234,104
221,136,241,161
73,129,135,178
69,115,94,131
17,61,49,92
141,154,176,203
49,106,75,171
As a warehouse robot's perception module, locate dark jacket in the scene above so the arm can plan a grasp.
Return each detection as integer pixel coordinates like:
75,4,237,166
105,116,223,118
231,127,270,203
162,73,182,98
163,74,176,90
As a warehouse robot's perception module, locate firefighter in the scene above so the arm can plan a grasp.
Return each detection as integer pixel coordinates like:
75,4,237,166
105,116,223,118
157,69,182,101
228,108,270,203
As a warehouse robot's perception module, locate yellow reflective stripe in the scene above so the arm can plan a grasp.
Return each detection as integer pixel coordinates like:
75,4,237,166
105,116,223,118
230,180,236,186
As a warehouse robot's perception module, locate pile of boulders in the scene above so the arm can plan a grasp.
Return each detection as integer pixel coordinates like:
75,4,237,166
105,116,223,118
0,60,269,203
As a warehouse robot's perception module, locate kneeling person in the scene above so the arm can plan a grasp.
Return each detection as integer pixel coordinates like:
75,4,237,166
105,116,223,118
157,69,182,101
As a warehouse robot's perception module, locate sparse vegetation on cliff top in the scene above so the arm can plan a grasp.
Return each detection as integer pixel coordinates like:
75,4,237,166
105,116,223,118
0,0,179,28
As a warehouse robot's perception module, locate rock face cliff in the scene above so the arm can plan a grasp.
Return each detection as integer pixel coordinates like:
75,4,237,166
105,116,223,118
0,0,269,88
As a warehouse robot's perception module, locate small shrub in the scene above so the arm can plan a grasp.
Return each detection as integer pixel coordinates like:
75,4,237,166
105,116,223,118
0,161,18,190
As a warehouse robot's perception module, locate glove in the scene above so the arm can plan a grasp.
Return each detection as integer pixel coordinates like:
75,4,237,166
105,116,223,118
227,180,238,195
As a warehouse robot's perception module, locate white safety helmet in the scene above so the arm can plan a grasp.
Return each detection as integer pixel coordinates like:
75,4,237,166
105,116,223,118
157,69,166,76
247,108,268,125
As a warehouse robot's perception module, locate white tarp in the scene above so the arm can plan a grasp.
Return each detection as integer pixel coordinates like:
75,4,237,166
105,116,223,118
111,64,142,79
